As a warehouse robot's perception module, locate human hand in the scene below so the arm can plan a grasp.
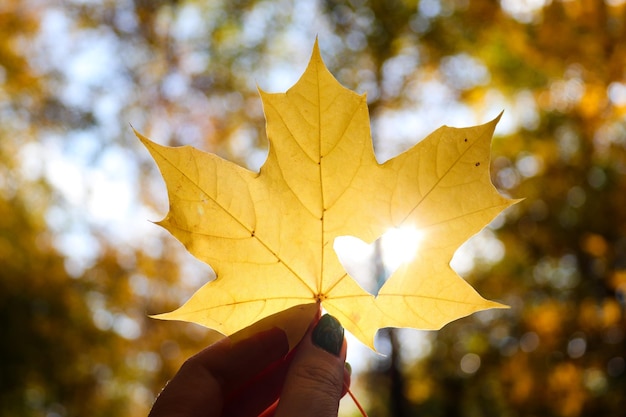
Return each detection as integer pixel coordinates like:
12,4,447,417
148,314,350,417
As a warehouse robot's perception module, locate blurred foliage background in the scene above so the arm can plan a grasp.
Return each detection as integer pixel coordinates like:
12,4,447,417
1,0,625,416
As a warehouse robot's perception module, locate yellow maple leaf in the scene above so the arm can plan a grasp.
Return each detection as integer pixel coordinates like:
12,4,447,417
137,42,517,350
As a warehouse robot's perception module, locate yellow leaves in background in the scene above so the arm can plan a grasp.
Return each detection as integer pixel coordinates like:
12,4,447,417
139,41,516,349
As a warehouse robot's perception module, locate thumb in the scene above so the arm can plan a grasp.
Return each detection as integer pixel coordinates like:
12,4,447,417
275,314,347,417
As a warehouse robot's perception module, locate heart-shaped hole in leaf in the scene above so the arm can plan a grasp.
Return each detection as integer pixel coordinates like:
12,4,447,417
334,226,424,296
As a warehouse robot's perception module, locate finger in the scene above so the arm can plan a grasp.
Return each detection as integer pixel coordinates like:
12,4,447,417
341,362,352,397
222,361,287,417
221,303,321,416
149,327,288,417
194,326,289,393
274,314,347,417
223,343,298,416
239,350,352,417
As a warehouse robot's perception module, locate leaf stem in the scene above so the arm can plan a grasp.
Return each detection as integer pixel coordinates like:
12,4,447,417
346,384,369,417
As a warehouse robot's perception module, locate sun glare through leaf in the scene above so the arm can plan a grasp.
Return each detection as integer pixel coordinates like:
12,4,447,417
334,226,424,295
379,226,424,272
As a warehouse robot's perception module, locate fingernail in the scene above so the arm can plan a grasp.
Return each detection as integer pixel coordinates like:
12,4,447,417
345,362,352,376
312,314,344,356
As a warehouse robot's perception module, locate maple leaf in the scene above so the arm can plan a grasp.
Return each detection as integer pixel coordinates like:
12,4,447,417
137,41,517,350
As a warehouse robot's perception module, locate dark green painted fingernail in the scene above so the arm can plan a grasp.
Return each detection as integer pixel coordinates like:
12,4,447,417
312,314,344,356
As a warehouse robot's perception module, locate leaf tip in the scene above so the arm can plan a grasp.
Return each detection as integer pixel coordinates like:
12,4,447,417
486,299,510,310
311,36,323,64
149,310,178,322
133,127,153,148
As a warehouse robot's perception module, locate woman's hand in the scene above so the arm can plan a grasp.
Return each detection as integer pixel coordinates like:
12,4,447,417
148,314,350,417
